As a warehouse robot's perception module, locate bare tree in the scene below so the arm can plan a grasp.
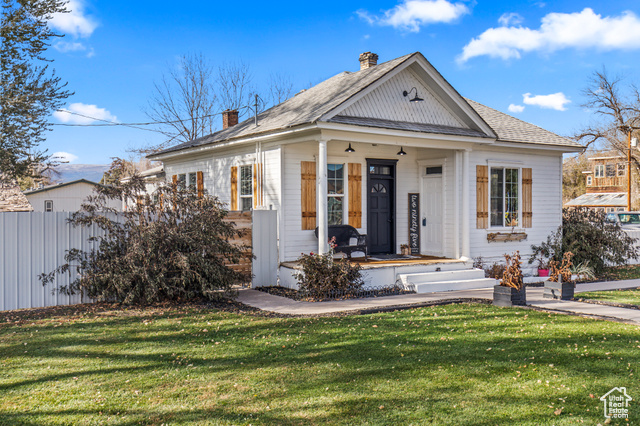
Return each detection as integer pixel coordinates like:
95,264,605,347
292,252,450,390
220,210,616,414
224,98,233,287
268,72,293,106
217,61,253,114
145,53,218,149
576,68,640,151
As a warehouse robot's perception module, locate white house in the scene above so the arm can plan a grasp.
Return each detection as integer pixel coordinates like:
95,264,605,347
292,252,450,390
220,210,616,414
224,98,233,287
24,179,121,212
148,52,582,291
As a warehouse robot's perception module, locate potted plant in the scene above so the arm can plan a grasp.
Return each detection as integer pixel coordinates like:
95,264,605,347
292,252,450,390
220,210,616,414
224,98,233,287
493,251,526,307
400,244,410,256
544,252,575,300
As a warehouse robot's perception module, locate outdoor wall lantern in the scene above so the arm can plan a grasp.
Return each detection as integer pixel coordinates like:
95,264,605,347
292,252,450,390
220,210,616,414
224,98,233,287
345,143,355,153
397,147,407,156
402,87,424,102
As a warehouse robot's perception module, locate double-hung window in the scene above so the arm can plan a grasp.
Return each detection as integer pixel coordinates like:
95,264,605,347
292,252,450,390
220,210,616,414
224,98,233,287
239,165,253,211
327,164,345,225
490,167,519,227
618,163,626,176
594,165,604,178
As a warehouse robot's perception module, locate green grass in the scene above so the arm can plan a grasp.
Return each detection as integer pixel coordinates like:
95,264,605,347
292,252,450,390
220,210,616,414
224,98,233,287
578,288,640,306
601,264,640,281
1,302,639,425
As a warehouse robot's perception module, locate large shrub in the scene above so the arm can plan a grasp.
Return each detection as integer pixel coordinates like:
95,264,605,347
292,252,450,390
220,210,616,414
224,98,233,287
530,208,637,275
293,249,364,298
40,168,251,304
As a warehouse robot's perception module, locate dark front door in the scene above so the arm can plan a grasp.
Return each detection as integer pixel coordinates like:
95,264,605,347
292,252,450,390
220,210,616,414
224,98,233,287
367,159,396,254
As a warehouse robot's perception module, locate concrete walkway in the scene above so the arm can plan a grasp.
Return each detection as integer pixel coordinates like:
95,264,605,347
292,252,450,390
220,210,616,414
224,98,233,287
236,279,640,324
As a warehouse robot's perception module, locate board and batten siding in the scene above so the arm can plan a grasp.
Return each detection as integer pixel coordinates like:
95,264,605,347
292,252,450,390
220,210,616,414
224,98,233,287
468,149,563,274
340,67,467,129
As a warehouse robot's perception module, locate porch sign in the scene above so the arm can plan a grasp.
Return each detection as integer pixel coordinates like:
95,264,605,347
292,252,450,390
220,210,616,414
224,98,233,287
408,193,420,255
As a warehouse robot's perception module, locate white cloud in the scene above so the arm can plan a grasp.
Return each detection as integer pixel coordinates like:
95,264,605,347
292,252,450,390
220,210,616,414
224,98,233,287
54,103,117,125
50,0,98,38
498,12,523,26
458,8,640,63
51,152,78,163
508,104,525,113
53,41,87,53
358,0,470,32
522,92,570,111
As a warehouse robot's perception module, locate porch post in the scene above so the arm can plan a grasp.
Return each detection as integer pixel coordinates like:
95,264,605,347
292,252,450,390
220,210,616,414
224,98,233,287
317,139,329,254
461,149,471,260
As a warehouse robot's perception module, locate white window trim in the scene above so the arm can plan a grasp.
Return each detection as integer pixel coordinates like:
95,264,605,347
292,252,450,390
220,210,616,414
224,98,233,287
595,164,605,178
487,163,523,231
238,164,253,211
327,161,347,225
44,200,53,212
586,175,593,186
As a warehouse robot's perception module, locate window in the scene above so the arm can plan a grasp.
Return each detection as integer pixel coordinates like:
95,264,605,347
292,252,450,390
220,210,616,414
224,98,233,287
178,173,187,189
239,165,253,211
490,167,519,227
606,164,616,177
586,175,592,186
369,165,391,175
188,173,197,190
594,165,604,178
426,166,443,175
328,164,344,225
44,200,53,212
618,163,626,177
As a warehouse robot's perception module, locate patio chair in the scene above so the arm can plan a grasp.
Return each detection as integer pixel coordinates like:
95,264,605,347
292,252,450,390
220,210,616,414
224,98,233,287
314,225,368,259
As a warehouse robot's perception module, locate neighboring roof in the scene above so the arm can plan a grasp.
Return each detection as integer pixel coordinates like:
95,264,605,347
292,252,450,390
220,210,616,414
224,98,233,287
464,100,579,148
139,165,164,178
0,180,33,212
565,192,627,207
151,52,581,158
23,179,102,195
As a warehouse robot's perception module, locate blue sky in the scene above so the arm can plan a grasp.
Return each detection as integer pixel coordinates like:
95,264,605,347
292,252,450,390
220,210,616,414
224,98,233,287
43,0,640,164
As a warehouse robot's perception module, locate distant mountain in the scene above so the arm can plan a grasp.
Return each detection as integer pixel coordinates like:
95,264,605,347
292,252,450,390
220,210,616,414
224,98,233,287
50,164,109,184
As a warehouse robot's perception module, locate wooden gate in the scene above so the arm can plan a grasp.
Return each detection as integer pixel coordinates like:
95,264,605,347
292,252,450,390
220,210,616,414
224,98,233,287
223,211,253,279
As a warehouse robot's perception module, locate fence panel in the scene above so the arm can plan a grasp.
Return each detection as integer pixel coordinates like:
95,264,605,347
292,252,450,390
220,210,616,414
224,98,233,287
252,210,278,288
624,229,640,265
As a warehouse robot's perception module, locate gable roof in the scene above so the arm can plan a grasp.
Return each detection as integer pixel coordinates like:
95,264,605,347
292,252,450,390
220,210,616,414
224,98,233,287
150,52,580,158
23,179,103,195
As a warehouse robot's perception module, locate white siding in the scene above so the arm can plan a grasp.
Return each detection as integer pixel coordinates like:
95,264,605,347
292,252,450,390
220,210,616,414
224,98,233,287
341,68,467,128
468,148,563,274
26,182,120,212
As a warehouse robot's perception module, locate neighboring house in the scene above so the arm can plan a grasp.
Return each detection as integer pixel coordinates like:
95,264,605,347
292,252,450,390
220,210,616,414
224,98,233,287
565,152,628,212
23,179,121,212
148,51,582,288
0,179,33,212
121,165,165,209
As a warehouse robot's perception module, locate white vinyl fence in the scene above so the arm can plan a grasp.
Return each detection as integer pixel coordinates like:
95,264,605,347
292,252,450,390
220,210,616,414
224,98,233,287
624,229,640,265
0,210,279,312
0,212,104,311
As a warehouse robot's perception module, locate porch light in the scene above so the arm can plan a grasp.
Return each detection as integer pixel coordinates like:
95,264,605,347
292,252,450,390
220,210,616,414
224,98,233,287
397,147,407,156
345,143,355,153
402,87,424,102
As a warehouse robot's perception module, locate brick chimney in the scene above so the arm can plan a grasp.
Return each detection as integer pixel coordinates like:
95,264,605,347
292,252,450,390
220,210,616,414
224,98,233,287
222,109,239,129
359,52,378,70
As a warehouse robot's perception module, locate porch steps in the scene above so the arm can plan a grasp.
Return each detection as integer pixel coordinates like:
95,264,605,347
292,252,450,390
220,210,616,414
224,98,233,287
398,268,496,293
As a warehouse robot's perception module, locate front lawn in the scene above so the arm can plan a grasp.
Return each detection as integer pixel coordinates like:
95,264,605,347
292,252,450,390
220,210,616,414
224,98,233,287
0,302,638,425
578,288,640,307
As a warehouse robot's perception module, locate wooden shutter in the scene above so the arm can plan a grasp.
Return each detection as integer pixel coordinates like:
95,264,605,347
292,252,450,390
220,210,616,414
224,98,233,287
230,166,238,211
522,168,533,228
476,165,489,229
196,171,204,198
301,161,316,230
348,163,362,228
172,174,177,186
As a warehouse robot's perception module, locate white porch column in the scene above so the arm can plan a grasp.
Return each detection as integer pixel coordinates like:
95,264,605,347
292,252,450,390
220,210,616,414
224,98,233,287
461,149,471,261
453,151,460,259
317,139,329,254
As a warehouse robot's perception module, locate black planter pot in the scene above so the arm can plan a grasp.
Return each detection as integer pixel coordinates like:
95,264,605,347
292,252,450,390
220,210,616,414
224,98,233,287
543,280,574,300
493,285,526,307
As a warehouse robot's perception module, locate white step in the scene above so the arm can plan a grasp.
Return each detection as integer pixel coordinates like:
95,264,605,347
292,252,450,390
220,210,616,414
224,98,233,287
412,278,497,293
400,268,486,285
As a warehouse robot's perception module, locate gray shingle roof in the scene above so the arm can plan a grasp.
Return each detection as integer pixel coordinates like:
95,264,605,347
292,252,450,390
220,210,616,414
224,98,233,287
565,192,627,207
465,99,580,148
151,52,582,158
